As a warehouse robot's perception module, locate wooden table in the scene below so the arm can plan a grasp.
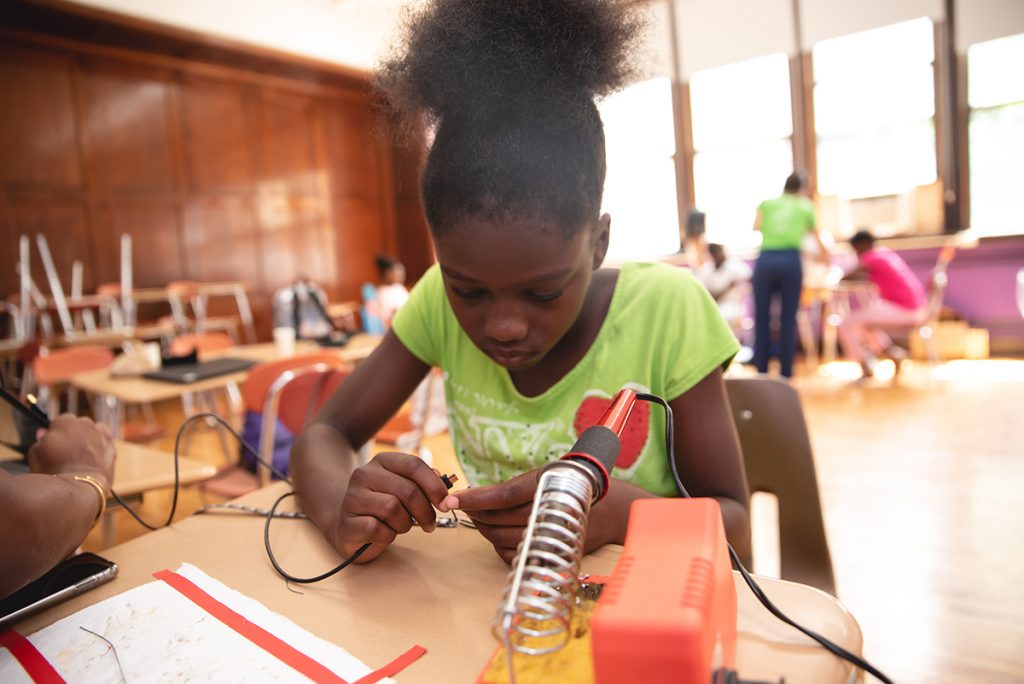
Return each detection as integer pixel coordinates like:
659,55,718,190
70,335,380,405
799,281,878,367
68,336,381,439
1,439,215,496
10,483,862,683
2,439,216,547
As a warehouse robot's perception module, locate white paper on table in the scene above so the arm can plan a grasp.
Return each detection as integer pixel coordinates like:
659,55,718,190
0,563,395,683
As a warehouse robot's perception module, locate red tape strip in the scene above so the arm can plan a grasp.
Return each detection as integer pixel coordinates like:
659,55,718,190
354,644,427,684
0,628,65,684
154,569,349,684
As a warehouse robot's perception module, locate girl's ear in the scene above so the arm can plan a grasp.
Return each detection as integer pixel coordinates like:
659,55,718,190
592,213,611,269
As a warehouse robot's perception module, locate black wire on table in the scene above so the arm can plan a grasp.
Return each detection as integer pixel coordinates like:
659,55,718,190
634,392,894,684
111,411,289,530
113,410,375,584
263,491,371,584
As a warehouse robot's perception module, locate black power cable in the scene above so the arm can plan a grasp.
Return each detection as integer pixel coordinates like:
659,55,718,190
634,392,894,684
110,412,288,531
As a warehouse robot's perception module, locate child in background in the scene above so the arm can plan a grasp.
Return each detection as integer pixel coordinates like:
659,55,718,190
840,229,927,379
292,0,749,565
697,243,753,333
374,255,410,329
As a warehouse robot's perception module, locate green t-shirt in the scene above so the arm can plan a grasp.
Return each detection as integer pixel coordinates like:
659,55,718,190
758,193,816,250
392,261,739,497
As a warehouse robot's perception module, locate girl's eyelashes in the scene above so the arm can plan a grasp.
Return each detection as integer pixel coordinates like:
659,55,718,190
528,289,564,302
448,284,563,302
451,286,485,300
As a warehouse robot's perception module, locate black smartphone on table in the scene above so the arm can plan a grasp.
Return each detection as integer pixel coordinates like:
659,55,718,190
0,552,119,628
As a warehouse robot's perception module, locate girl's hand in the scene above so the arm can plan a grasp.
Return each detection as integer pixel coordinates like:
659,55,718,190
331,452,451,562
443,469,542,564
446,470,644,563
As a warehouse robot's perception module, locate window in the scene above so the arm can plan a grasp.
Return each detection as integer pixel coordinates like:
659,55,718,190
599,77,680,260
689,53,794,250
813,17,937,199
967,33,1024,235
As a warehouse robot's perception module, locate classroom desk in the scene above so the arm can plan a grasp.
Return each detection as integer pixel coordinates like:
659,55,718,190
11,483,862,683
799,281,877,367
71,335,380,404
2,439,216,547
0,439,215,496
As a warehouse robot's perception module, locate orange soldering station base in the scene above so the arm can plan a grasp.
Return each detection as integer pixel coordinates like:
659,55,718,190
590,498,737,684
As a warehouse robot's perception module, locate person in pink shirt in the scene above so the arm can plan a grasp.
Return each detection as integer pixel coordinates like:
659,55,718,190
839,229,927,379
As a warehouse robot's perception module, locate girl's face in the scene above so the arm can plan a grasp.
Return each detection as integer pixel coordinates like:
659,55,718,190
433,214,610,371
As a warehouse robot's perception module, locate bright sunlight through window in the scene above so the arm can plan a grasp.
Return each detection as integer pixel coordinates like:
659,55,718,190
690,53,793,250
599,77,680,260
968,33,1024,236
813,17,937,199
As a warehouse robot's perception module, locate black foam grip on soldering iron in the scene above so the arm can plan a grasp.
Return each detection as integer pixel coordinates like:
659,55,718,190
562,425,622,499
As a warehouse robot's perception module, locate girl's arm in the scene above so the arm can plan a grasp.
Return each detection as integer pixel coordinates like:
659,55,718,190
291,331,449,562
588,366,749,555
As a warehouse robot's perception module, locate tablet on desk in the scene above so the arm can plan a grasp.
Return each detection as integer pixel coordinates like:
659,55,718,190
142,357,255,384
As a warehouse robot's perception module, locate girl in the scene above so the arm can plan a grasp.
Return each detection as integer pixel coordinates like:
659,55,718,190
293,0,750,564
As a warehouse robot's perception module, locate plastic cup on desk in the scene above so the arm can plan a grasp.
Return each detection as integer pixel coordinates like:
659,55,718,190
272,327,296,357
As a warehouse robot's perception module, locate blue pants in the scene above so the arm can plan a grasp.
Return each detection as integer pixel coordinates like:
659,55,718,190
753,250,803,378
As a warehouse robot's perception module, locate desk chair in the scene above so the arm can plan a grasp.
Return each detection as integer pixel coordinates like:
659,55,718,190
886,244,956,369
31,345,163,443
725,376,836,595
200,353,346,499
32,345,115,416
258,365,350,485
167,281,241,343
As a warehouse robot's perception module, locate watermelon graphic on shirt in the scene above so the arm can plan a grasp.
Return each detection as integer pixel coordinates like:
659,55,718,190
572,394,650,470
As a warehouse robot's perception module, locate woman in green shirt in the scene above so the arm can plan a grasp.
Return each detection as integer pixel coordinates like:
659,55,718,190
291,0,750,566
753,171,829,377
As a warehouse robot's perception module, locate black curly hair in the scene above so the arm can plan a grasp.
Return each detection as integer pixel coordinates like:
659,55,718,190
376,0,643,238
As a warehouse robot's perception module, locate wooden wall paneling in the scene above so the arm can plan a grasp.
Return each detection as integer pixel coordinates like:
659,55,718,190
0,192,16,299
0,44,81,189
178,73,262,289
255,89,331,297
321,98,402,299
6,196,93,295
307,101,340,302
323,99,381,202
76,56,178,193
183,197,260,284
388,134,434,282
178,74,256,193
101,198,185,288
332,199,391,296
371,109,399,268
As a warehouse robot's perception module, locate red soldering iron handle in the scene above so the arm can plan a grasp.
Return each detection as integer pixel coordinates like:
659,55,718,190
557,388,639,501
596,389,638,436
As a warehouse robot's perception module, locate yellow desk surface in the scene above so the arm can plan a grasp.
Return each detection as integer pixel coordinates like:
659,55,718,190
1,440,215,497
10,483,861,683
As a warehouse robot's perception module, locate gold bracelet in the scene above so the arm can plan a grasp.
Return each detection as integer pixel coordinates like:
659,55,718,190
71,474,108,524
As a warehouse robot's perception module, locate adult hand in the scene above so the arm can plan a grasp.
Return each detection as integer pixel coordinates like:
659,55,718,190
27,414,115,492
330,452,450,563
442,469,543,564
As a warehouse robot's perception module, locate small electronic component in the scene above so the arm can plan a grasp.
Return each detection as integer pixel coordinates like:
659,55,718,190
441,473,459,490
